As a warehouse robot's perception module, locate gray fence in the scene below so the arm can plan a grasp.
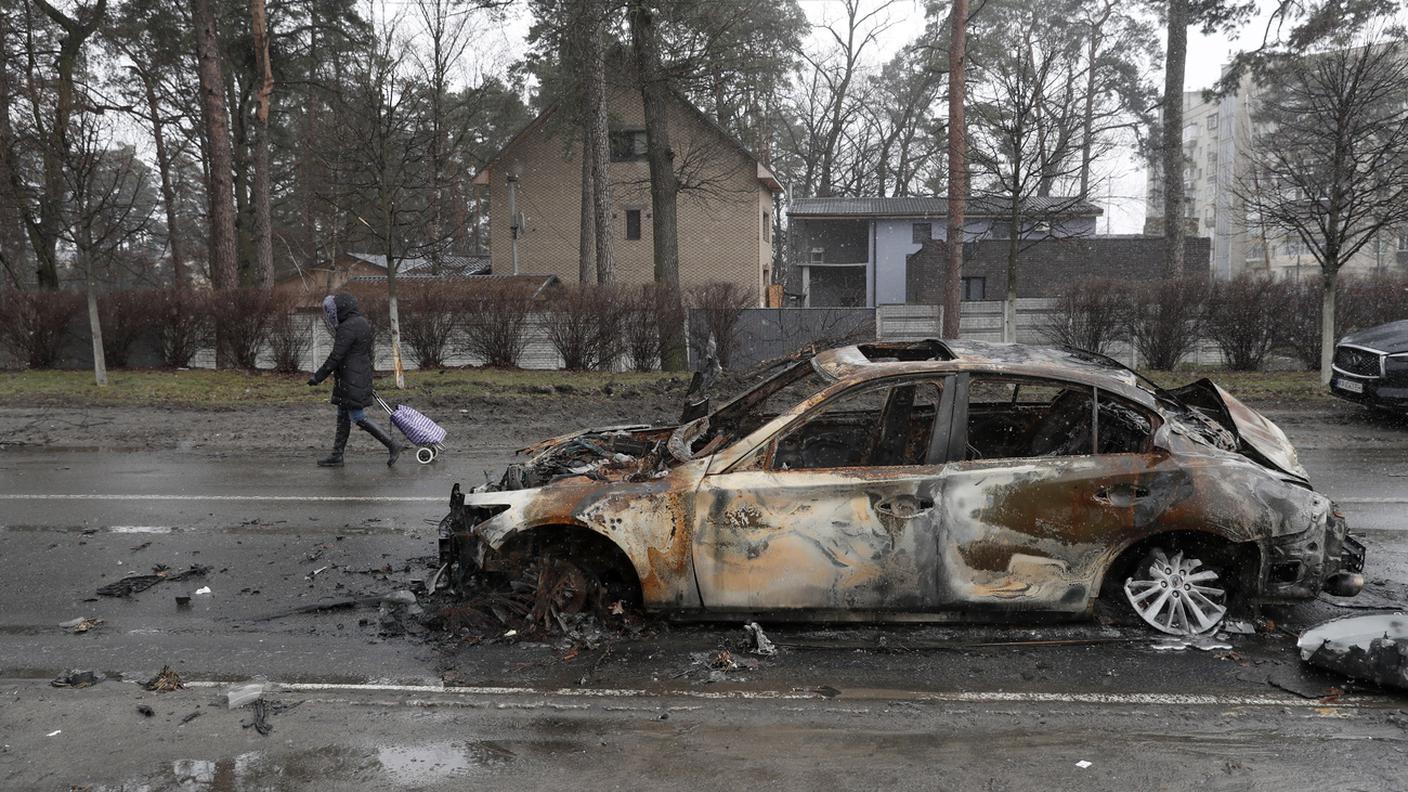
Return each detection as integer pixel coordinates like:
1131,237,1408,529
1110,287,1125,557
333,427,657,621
688,307,875,370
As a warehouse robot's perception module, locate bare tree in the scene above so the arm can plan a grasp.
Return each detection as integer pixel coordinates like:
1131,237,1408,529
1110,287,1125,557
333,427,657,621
943,0,967,338
249,0,275,287
61,118,157,385
629,0,686,369
1241,37,1408,383
190,0,237,292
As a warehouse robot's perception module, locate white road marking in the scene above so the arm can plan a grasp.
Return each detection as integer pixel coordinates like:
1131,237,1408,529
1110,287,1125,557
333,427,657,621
109,525,174,533
0,494,443,502
177,680,1380,709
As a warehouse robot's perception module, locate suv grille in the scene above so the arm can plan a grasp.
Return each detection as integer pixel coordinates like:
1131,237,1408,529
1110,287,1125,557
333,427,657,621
1334,346,1382,378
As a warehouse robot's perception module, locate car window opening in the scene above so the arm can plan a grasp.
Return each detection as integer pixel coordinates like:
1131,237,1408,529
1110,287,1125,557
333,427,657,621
771,380,943,470
965,377,1153,461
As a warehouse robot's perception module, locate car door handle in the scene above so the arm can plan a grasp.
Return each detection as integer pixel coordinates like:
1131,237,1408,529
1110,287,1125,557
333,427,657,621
874,496,935,519
1092,485,1150,507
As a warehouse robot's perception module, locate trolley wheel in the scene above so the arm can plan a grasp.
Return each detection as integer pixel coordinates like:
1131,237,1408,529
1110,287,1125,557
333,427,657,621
415,447,436,465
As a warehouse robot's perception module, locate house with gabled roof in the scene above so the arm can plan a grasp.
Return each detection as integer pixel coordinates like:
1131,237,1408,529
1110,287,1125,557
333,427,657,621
472,86,783,305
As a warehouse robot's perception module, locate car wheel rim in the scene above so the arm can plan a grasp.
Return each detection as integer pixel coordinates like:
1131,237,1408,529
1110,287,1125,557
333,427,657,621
1123,548,1227,636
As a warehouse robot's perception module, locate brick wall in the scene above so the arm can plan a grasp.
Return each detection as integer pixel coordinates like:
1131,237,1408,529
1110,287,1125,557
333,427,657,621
486,87,773,304
904,236,1213,304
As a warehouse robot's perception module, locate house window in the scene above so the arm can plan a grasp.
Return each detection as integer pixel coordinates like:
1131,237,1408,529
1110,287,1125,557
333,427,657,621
1207,113,1218,131
1398,231,1408,252
809,247,825,264
609,130,648,162
763,211,771,242
625,209,642,240
960,276,985,301
912,222,932,244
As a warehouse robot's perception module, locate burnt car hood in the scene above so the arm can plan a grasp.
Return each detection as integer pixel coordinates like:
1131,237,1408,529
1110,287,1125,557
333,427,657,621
1169,379,1308,482
1339,319,1408,353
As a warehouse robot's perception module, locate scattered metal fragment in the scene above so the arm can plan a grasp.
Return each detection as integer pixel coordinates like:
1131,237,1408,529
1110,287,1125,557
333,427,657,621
143,665,184,692
193,586,212,596
242,699,273,736
97,564,211,598
58,617,102,634
136,705,154,718
1298,613,1408,690
744,622,777,656
226,681,268,708
1150,634,1233,652
306,566,330,581
50,670,100,688
179,711,201,725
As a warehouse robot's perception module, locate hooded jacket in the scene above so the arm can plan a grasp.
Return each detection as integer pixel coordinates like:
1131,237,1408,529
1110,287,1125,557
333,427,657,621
311,293,375,409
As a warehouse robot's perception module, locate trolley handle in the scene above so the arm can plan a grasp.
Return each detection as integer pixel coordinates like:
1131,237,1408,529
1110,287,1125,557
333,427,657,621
371,390,395,416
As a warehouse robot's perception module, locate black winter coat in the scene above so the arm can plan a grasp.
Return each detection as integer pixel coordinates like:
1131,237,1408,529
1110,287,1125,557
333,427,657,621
312,293,375,409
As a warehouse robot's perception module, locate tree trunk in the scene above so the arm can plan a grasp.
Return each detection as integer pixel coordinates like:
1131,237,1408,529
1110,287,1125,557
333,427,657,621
385,232,405,389
1161,0,1188,276
1320,268,1337,384
192,0,238,292
1004,204,1019,343
579,124,593,282
630,0,684,370
84,258,107,386
1078,33,1097,200
585,0,614,284
249,0,275,288
942,0,968,339
142,74,187,289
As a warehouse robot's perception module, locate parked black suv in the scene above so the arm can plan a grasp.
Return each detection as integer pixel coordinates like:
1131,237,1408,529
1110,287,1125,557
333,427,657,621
1331,320,1408,409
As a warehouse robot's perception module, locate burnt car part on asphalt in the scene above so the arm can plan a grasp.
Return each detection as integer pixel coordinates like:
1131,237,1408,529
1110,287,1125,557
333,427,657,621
1330,319,1408,409
439,340,1366,637
1298,613,1408,691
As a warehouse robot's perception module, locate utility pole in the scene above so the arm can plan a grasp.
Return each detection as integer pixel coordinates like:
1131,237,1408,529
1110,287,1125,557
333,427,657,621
941,0,967,339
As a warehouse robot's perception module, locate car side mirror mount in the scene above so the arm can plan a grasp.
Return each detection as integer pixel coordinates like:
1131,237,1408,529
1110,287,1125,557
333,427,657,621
1151,422,1174,454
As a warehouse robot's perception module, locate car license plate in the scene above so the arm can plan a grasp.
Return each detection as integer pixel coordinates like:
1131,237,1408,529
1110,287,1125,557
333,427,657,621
1336,378,1364,394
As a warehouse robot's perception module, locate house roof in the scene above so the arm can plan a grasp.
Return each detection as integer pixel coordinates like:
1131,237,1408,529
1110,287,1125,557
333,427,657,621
789,196,1102,219
346,252,492,277
471,91,782,193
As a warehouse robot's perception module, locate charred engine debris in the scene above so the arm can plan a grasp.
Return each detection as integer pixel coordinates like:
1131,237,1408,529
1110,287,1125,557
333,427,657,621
495,426,682,491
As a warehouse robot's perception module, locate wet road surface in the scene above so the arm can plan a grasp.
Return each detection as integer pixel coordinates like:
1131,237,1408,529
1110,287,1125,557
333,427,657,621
1,409,1406,789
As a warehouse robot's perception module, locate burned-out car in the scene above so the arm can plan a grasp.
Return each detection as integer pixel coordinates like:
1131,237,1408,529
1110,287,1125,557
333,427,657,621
441,340,1365,636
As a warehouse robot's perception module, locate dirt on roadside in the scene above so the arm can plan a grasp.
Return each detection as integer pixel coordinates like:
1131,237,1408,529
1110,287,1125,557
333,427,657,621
0,379,695,454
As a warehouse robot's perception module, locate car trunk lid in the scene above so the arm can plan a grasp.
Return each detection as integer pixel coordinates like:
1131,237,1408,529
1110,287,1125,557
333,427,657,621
1168,379,1308,481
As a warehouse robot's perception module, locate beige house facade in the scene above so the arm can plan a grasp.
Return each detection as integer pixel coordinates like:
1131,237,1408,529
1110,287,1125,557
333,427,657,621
473,87,782,304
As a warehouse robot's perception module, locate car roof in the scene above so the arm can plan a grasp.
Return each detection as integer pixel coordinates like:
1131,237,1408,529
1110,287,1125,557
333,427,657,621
812,339,1155,407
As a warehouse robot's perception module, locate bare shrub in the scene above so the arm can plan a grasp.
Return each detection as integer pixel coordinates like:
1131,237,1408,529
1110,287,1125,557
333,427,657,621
1339,274,1408,335
542,284,623,371
1277,278,1323,370
97,290,156,368
213,288,278,370
457,282,534,368
1040,277,1127,355
399,282,460,368
621,285,664,372
0,289,82,369
1124,277,1208,370
152,288,210,368
267,296,313,373
1204,274,1292,371
686,282,753,369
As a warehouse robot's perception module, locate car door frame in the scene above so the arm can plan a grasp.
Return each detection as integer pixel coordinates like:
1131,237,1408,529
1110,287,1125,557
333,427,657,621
936,370,1174,615
690,372,958,615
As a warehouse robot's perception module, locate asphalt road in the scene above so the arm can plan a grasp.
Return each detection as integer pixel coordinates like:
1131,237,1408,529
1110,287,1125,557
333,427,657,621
1,408,1406,789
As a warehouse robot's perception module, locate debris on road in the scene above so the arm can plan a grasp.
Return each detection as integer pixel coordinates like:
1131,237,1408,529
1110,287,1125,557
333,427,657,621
1151,634,1234,652
1076,760,1093,769
193,586,212,596
97,564,211,598
179,711,201,725
744,622,777,656
50,669,101,688
143,665,184,692
242,699,274,736
226,680,269,708
137,705,154,717
1298,613,1408,690
45,730,60,738
58,617,102,634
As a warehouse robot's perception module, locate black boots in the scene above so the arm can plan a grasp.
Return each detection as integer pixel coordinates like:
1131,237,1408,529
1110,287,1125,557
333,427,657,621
357,418,401,466
317,414,351,467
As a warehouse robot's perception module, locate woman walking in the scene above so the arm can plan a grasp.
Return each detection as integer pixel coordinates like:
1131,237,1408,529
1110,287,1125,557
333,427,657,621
308,293,401,467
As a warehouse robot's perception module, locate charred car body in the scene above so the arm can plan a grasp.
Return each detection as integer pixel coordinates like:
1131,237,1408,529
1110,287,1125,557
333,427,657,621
441,340,1365,636
1331,320,1408,410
